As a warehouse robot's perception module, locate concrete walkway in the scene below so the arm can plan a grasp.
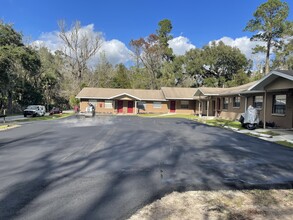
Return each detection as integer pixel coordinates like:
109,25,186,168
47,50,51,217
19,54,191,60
238,129,293,144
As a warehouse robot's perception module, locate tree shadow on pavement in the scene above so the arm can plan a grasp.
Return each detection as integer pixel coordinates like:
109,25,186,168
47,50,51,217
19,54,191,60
0,117,293,219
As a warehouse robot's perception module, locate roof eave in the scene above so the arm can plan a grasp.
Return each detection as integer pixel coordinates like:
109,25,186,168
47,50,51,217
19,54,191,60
249,71,293,90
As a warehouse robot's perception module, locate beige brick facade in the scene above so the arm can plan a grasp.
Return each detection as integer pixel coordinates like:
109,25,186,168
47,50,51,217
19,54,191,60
76,71,292,128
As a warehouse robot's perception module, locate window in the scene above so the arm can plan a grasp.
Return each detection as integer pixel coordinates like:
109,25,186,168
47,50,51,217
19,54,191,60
89,99,97,106
223,97,228,110
233,97,240,108
272,95,286,114
105,100,113,109
153,102,162,109
137,101,146,110
253,96,263,109
180,100,189,109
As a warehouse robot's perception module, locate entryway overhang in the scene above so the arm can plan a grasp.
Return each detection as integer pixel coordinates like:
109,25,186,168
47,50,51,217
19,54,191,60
108,93,141,101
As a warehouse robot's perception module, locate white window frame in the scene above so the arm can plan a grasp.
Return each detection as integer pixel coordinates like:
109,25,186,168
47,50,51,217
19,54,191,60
105,100,113,109
272,94,286,115
89,99,97,106
153,101,162,109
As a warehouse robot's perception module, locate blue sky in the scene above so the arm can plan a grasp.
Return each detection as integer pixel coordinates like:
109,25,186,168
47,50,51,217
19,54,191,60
1,0,292,66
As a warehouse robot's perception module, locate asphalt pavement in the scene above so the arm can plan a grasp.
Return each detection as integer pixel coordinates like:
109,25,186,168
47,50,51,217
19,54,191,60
0,116,293,220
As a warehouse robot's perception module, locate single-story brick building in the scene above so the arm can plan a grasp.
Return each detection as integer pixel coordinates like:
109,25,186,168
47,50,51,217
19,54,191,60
76,70,293,128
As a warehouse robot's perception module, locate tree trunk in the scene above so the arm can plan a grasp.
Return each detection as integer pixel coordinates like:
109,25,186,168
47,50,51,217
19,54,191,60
7,90,13,114
265,39,271,74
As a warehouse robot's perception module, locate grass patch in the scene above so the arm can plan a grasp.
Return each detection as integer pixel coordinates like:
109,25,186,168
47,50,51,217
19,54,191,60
159,114,198,120
137,113,162,117
15,113,74,122
246,132,260,137
0,124,9,129
0,124,20,131
198,118,243,130
275,140,293,148
259,131,280,136
138,113,198,120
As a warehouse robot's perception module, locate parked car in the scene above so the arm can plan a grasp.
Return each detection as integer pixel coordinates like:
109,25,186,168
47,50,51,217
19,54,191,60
49,107,62,115
23,105,46,117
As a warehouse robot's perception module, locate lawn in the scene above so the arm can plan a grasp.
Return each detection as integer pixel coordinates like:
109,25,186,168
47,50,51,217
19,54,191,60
15,113,74,122
197,118,243,130
138,113,198,120
275,141,293,148
138,114,243,129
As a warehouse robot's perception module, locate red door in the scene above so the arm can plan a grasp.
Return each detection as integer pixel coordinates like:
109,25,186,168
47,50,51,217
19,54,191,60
170,101,176,113
127,101,134,113
118,100,123,113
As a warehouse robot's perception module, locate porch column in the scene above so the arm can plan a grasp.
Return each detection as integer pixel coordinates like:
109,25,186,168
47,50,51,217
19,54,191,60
199,100,202,117
215,98,217,117
263,91,267,129
134,100,137,114
207,100,209,117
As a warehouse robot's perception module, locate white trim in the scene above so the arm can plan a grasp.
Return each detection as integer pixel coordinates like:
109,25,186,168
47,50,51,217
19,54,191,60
108,93,141,100
249,71,293,91
164,97,195,100
76,96,108,99
141,99,167,101
194,88,220,96
153,101,162,109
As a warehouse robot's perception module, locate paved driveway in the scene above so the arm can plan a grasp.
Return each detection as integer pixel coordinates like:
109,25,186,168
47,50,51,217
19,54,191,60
0,116,293,219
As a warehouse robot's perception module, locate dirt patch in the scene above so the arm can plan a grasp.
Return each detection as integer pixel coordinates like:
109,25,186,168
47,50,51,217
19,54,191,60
129,190,293,220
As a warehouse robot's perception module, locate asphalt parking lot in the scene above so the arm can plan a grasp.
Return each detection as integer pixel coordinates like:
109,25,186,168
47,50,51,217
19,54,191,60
0,116,293,219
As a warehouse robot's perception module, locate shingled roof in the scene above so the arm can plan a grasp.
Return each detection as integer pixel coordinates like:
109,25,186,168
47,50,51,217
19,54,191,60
194,81,258,96
76,88,166,101
76,70,292,100
161,87,197,100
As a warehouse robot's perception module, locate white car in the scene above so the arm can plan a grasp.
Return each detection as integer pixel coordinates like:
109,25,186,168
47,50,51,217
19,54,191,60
23,105,46,117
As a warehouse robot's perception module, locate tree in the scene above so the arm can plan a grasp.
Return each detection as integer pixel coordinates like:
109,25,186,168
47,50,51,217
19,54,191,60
183,48,205,87
182,42,250,87
37,47,63,110
112,64,131,89
272,38,293,70
244,0,291,74
226,70,251,87
130,19,175,89
130,34,163,89
0,21,41,113
156,19,174,61
93,53,115,88
58,20,102,80
202,41,250,87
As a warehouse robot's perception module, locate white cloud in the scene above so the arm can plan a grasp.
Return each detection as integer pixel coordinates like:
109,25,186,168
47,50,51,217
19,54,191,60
99,39,133,65
210,36,267,69
31,24,133,66
168,36,196,56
